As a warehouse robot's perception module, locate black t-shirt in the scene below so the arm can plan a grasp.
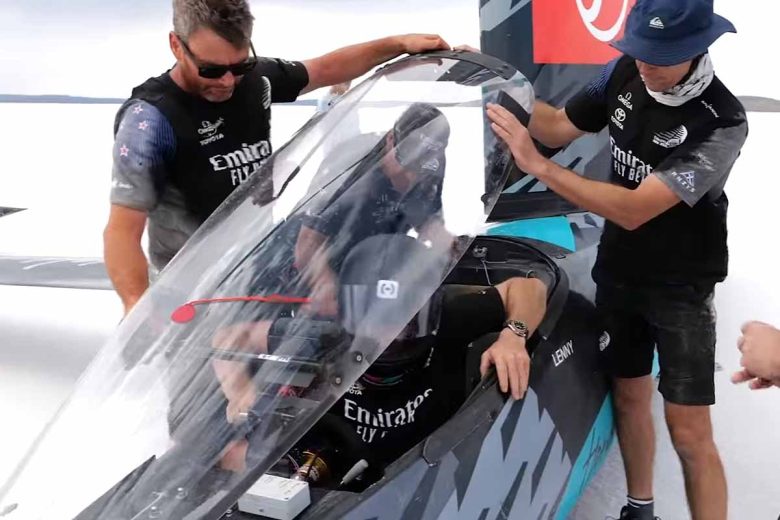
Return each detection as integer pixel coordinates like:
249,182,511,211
565,56,748,285
302,165,443,272
115,58,309,222
332,285,505,466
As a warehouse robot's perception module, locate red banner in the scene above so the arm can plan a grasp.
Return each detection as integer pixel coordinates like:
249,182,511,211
533,0,637,65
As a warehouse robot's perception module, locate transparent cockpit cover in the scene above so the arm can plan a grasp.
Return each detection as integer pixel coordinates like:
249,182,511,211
0,55,534,520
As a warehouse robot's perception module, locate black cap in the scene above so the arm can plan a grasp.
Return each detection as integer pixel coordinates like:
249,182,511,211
392,103,450,176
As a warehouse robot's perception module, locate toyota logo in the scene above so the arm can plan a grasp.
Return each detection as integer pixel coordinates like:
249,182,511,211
614,108,626,122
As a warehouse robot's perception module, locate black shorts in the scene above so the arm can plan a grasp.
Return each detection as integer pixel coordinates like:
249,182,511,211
596,282,717,406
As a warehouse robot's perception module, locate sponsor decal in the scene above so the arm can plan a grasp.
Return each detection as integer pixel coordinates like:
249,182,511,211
552,340,574,367
610,136,653,184
376,280,400,300
610,107,627,129
347,381,364,396
618,91,633,110
209,140,272,186
421,157,440,172
533,0,636,64
198,118,224,137
669,170,696,194
111,179,133,190
649,16,665,29
256,353,292,363
199,118,226,146
652,125,688,148
599,331,611,351
344,389,433,444
701,100,720,118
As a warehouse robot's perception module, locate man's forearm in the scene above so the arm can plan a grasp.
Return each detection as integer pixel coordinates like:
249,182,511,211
529,101,586,149
532,160,642,230
303,34,449,93
500,278,548,336
294,226,337,285
529,101,563,148
104,232,150,313
303,37,405,93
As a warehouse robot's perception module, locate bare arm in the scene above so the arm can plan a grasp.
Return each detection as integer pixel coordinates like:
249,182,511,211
534,163,680,231
529,100,588,149
481,277,548,400
301,34,449,94
294,225,339,316
211,321,274,423
495,276,548,336
488,103,680,231
294,225,336,283
103,204,149,315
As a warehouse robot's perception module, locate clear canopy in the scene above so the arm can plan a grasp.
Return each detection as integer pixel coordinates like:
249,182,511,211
0,54,534,520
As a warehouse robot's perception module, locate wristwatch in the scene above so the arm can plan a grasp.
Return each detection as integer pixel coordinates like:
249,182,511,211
503,319,529,339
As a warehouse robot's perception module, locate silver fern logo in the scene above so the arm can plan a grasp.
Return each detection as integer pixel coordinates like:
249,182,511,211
653,125,688,148
261,76,272,110
599,331,611,351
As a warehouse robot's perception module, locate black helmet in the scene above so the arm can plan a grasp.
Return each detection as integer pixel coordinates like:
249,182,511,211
392,103,450,178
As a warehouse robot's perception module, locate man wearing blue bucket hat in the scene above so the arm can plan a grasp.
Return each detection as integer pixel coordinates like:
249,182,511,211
487,0,747,519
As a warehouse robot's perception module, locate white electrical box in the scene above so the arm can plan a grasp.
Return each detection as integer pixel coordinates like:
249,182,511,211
237,474,311,520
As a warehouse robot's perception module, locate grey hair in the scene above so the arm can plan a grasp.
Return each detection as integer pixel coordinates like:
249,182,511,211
173,0,254,48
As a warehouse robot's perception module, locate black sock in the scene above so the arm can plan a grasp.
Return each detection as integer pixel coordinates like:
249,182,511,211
625,495,654,519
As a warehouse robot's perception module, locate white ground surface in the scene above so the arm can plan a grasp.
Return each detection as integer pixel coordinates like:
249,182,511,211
1,107,779,520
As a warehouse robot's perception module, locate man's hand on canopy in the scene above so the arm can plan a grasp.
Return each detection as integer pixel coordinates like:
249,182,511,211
487,103,547,176
398,34,451,55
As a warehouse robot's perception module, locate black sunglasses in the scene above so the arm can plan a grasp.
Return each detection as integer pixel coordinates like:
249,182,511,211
178,36,258,79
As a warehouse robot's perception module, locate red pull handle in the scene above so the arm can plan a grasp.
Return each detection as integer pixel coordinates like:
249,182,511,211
171,294,311,324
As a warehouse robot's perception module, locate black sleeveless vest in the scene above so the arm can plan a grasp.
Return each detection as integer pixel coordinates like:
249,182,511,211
115,71,272,222
594,56,740,286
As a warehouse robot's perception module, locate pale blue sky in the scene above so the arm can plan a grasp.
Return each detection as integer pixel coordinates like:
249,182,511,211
0,1,777,98
0,0,479,97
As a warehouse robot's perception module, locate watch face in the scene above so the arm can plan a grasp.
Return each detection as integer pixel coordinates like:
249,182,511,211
506,320,528,337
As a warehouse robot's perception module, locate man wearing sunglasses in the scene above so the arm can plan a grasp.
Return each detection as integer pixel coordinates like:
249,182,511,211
104,0,449,316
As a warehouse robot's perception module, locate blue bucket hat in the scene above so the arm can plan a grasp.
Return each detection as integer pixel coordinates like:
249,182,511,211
611,0,736,66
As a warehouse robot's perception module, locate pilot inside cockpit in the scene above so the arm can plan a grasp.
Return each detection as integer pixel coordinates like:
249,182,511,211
292,102,454,316
212,235,550,486
203,100,551,488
